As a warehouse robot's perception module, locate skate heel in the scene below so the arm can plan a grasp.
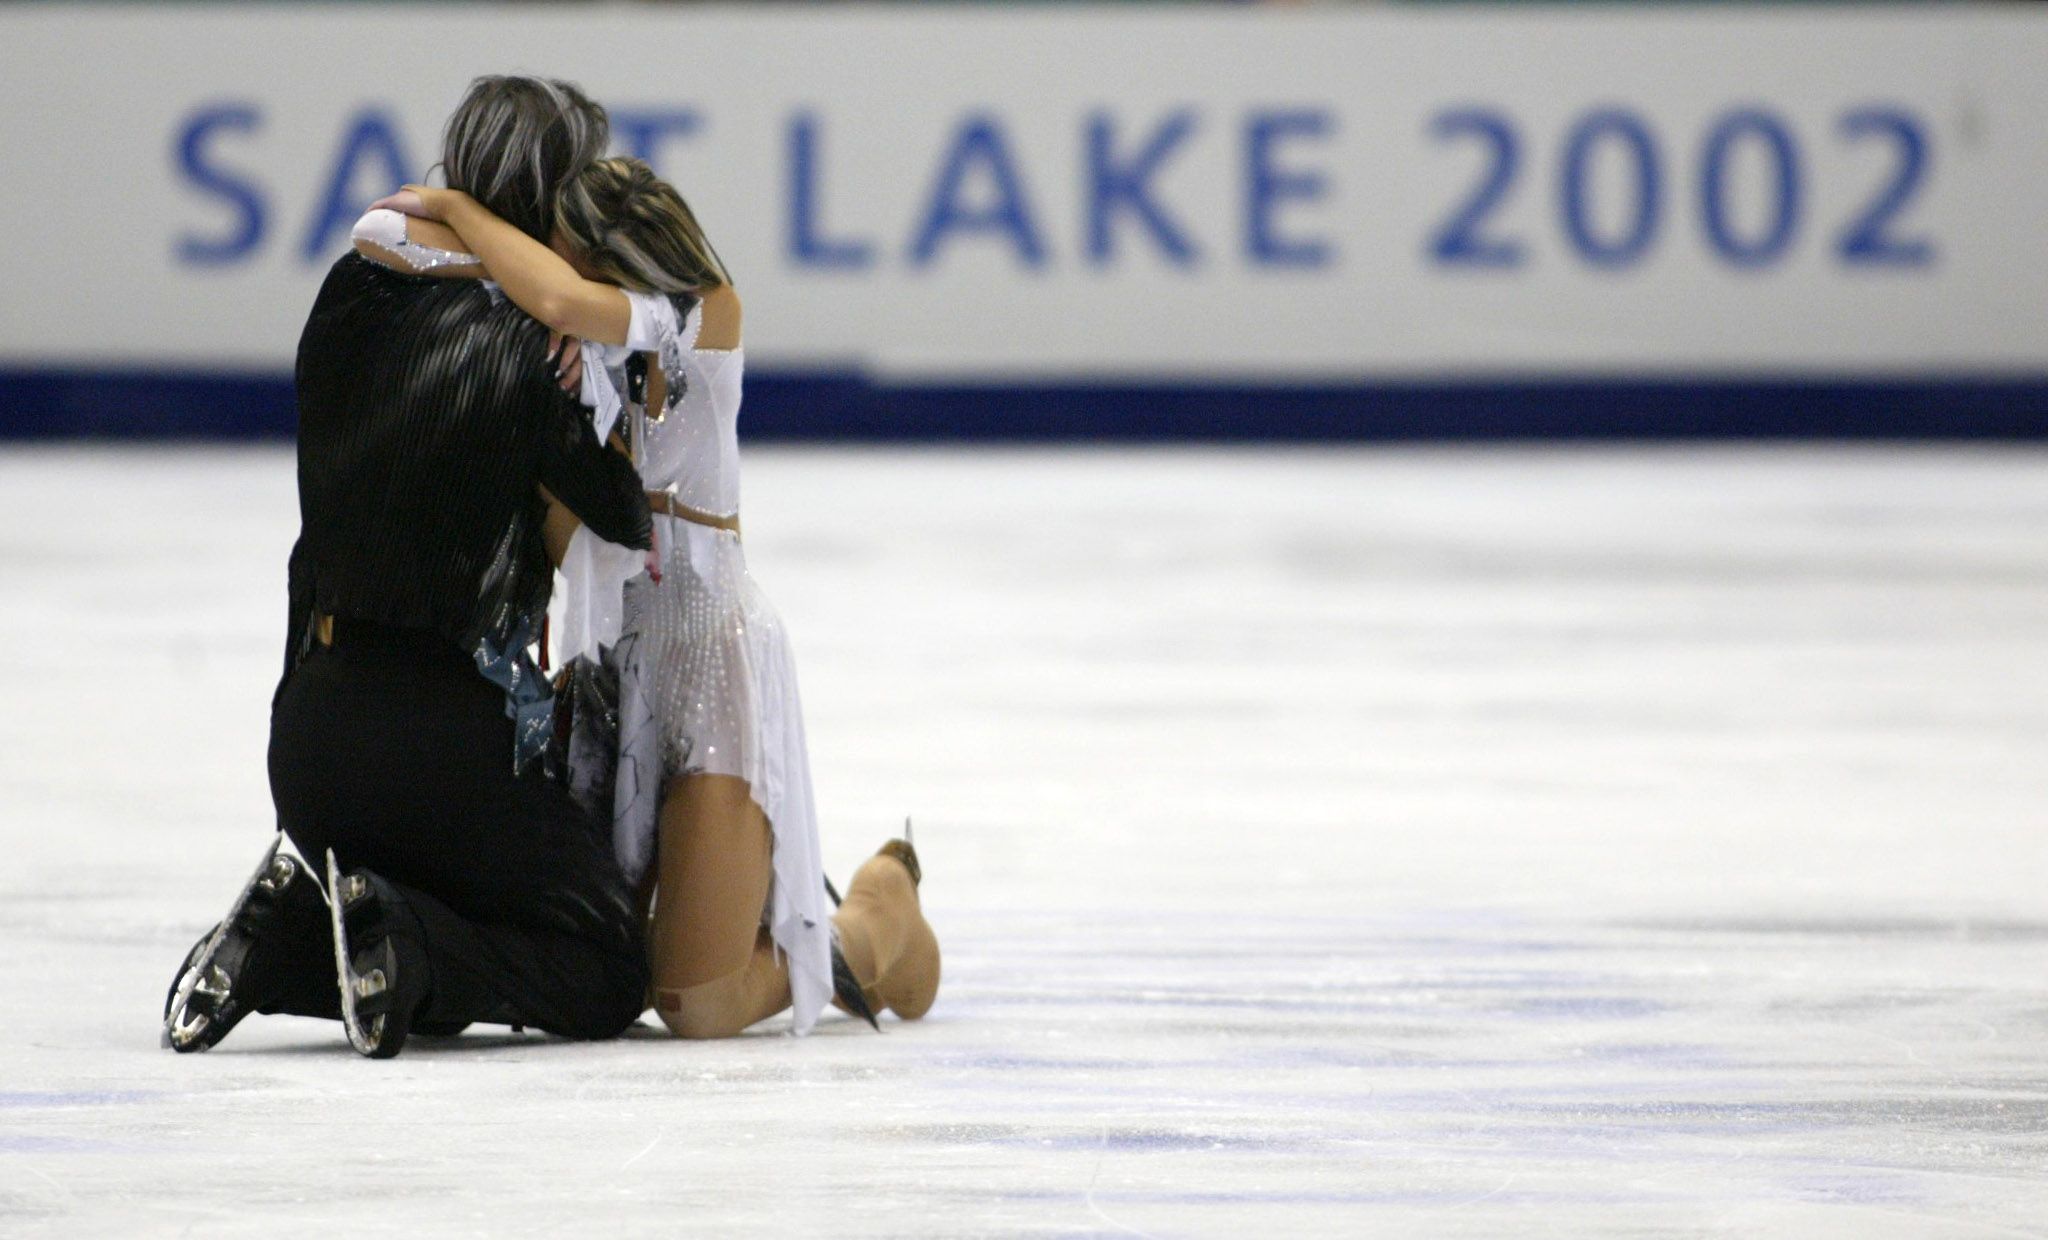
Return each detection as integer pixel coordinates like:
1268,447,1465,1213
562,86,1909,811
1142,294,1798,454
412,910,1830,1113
325,850,416,1060
163,834,303,1053
338,877,396,1012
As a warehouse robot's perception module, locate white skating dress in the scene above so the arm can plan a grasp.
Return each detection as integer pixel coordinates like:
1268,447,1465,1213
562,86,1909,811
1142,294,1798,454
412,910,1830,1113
560,291,833,1036
350,210,832,1034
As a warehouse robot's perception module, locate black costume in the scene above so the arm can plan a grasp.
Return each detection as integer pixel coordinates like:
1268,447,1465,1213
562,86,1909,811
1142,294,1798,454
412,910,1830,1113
262,253,654,1039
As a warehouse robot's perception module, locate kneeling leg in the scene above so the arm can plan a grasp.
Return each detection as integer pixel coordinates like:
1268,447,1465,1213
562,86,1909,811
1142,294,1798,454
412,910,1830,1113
649,774,792,1039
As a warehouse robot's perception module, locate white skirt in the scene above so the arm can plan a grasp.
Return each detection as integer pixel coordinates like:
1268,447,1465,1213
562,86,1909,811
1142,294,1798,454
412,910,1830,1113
609,519,832,1035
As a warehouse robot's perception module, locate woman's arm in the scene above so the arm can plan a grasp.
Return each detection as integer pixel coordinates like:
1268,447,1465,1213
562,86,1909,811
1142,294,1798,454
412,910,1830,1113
351,207,585,393
350,212,486,279
377,186,631,345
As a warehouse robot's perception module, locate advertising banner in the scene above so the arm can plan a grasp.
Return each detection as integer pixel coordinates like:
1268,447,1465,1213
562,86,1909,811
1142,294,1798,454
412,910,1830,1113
2,4,2044,435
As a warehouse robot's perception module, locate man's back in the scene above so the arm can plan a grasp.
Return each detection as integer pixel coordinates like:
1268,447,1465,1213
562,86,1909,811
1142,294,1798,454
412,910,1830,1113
287,253,648,666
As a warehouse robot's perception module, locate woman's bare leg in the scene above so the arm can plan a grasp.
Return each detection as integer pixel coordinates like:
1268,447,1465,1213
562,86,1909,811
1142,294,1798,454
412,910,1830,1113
648,774,791,1039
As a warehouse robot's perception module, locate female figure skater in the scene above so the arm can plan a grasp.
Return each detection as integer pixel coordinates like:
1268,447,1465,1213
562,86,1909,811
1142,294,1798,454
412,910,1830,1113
351,159,938,1038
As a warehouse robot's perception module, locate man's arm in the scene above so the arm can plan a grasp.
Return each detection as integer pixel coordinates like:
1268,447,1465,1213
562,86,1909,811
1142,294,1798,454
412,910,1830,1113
535,397,651,552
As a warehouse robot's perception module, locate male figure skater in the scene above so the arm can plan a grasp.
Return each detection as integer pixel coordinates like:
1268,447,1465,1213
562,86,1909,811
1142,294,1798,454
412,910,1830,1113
163,76,653,1058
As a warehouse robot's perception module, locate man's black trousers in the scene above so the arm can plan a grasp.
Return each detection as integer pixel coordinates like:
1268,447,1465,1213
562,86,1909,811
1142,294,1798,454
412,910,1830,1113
263,619,646,1039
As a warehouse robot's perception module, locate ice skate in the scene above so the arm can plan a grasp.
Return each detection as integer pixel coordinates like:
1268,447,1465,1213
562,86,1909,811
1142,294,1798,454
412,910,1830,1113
325,850,424,1060
829,930,883,1031
823,856,880,1031
826,820,940,1025
162,833,313,1053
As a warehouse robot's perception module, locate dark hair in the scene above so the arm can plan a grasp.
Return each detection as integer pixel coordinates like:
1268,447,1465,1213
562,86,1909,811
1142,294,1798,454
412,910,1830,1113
557,157,730,296
440,76,609,242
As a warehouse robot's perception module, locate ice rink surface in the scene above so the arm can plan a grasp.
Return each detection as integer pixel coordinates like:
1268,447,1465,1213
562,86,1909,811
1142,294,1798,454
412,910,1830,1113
2,443,2045,1238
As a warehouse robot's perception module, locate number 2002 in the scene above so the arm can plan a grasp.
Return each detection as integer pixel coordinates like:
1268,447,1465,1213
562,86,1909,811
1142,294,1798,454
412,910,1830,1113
1426,105,1933,271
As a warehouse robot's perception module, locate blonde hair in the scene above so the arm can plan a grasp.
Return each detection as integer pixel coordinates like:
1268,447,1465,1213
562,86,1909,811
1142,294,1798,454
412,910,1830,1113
556,157,729,296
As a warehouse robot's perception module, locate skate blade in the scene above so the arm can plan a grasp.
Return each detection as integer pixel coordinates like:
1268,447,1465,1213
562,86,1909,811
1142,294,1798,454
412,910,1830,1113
163,833,285,1051
163,1004,209,1051
325,849,388,1057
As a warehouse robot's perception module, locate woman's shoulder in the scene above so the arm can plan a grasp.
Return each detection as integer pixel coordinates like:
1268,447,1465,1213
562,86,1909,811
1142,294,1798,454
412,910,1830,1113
694,284,742,352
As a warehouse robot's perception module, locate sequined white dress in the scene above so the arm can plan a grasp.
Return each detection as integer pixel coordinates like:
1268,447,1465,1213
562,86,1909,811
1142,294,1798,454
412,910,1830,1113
560,291,833,1037
351,210,833,1035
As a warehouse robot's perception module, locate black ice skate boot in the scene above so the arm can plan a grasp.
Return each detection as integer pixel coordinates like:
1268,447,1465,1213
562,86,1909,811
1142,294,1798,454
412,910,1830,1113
324,851,430,1060
163,834,326,1053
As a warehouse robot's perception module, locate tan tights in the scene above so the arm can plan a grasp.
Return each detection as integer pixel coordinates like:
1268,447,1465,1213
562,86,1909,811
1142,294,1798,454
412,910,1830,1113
648,775,790,1039
648,773,938,1039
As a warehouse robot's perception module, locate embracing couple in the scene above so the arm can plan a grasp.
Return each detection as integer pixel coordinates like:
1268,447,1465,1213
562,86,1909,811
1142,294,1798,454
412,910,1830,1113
163,76,938,1058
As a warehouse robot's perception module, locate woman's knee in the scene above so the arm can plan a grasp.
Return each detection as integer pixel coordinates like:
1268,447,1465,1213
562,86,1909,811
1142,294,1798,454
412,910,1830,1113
654,979,750,1040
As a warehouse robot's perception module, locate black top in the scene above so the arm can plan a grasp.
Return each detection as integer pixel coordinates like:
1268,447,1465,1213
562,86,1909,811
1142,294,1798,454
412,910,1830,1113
282,253,651,688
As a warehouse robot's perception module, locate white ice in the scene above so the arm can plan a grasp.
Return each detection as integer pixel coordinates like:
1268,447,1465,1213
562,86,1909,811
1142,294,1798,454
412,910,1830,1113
2,444,2045,1237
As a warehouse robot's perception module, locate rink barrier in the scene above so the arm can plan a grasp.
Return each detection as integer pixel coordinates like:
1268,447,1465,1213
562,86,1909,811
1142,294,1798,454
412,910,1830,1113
10,7,2048,431
3,369,2045,441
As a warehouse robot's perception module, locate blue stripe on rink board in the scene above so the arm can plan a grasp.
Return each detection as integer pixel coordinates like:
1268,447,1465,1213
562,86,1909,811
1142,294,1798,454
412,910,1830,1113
3,368,2047,441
